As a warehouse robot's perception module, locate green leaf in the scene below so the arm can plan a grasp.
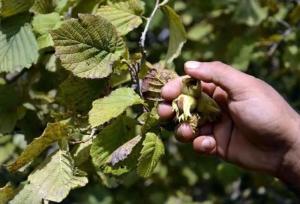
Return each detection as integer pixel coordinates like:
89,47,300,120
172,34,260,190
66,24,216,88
58,75,108,113
187,21,213,41
88,87,144,127
7,123,68,172
0,14,39,73
32,12,61,35
10,150,88,203
283,45,300,70
139,107,160,134
226,37,256,71
31,0,55,14
161,5,187,65
72,135,93,167
0,142,15,165
96,0,144,35
137,132,165,177
90,116,139,172
233,0,268,26
36,33,54,49
0,0,34,17
51,14,126,79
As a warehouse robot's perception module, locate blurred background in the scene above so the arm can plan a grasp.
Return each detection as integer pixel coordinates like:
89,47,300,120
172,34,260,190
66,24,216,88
1,0,300,203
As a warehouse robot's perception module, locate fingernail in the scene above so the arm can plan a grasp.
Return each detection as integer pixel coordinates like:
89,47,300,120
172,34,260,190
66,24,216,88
185,61,202,69
201,138,214,150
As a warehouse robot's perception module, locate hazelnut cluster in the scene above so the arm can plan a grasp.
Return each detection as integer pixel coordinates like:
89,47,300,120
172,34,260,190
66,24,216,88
142,67,221,132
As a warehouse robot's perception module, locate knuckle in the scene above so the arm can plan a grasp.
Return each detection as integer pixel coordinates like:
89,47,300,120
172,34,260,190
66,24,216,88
211,61,225,68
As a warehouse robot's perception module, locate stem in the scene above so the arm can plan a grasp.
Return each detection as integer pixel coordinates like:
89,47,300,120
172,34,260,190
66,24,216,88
136,0,163,100
69,128,97,144
268,20,292,57
139,0,161,55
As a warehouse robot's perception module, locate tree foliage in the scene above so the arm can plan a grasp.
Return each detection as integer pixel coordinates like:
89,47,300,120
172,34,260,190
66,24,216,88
0,0,299,203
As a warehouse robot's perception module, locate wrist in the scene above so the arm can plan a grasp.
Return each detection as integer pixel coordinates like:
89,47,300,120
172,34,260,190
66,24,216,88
276,114,300,192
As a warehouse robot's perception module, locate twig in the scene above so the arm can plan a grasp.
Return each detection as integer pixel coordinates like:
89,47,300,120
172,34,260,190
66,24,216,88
268,20,292,56
70,128,97,144
136,0,163,99
139,0,161,56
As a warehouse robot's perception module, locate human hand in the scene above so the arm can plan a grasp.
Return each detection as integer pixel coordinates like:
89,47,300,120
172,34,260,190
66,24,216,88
158,61,300,183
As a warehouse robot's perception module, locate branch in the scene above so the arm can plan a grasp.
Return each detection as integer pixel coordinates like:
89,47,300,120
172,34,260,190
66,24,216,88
268,20,292,57
139,0,161,57
135,0,163,99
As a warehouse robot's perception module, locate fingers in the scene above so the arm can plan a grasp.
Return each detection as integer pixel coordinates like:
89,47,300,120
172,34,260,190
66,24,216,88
161,77,183,101
174,123,213,143
193,136,217,155
161,77,217,101
175,123,195,143
157,103,174,120
213,112,233,158
184,61,250,97
201,82,217,97
212,87,228,110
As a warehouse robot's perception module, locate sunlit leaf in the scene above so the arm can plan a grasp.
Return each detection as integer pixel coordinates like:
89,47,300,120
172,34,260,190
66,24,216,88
51,14,126,79
137,132,164,177
88,87,144,127
0,14,38,73
10,150,88,203
96,0,144,35
32,12,61,35
7,123,68,172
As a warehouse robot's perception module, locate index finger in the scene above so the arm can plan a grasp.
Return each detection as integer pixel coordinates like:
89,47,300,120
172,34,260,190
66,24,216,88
161,77,183,101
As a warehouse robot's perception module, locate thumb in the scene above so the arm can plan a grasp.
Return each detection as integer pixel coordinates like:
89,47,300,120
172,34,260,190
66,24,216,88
184,61,250,96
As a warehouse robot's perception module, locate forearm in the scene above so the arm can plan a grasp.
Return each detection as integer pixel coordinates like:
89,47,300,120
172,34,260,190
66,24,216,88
277,115,300,194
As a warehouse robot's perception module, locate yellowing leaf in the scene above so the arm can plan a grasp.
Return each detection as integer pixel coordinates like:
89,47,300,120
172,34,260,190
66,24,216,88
137,132,164,177
7,123,68,172
0,183,17,204
51,14,126,79
0,0,34,17
96,0,144,35
109,135,142,166
161,5,187,65
0,14,38,73
88,87,143,127
10,150,88,203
